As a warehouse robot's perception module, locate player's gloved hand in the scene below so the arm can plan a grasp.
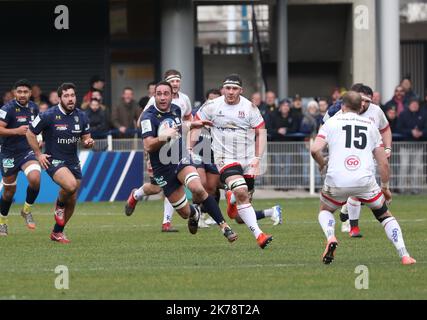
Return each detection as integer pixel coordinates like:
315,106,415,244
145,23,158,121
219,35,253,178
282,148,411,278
37,154,51,169
83,138,95,149
15,125,29,136
159,127,179,142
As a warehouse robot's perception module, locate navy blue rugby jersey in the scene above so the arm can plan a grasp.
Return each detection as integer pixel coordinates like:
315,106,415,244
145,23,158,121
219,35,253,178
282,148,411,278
141,104,185,173
30,105,90,164
0,100,39,154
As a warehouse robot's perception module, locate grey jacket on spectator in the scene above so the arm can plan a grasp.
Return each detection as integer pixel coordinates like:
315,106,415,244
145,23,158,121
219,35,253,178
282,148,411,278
111,100,140,131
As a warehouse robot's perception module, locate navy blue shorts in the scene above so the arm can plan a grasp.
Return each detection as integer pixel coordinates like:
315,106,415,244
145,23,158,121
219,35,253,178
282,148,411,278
153,155,197,198
46,159,82,180
0,150,37,177
193,162,219,175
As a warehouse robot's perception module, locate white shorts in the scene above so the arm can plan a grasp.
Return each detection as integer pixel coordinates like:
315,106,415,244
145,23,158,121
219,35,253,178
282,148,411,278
320,181,385,211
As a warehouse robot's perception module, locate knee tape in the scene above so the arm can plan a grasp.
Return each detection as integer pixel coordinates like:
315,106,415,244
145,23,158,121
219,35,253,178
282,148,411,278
184,172,200,188
24,164,41,176
171,194,188,210
228,178,247,191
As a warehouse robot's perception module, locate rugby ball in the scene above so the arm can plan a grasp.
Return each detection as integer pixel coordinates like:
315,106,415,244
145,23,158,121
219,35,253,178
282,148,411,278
158,118,179,146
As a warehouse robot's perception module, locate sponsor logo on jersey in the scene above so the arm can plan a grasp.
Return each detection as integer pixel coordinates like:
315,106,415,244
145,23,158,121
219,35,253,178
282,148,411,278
154,176,167,187
16,108,20,112
57,136,81,144
55,124,68,131
16,116,27,123
344,155,361,171
238,111,245,118
56,115,61,120
0,109,7,119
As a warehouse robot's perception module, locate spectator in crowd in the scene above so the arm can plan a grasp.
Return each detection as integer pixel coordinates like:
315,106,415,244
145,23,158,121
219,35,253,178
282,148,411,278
82,75,105,105
420,88,427,112
300,100,321,136
39,102,49,113
400,76,418,108
384,85,405,116
138,81,157,112
384,105,398,132
329,87,341,106
251,92,264,109
396,98,426,194
86,98,108,139
264,91,277,113
271,99,300,141
30,84,48,106
291,94,303,121
318,97,329,118
205,88,221,101
111,87,140,138
1,91,13,106
48,90,59,108
373,91,383,109
80,89,107,111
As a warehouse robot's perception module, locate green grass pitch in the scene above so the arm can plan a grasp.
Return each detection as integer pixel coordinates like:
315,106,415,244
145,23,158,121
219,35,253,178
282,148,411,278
1,195,426,300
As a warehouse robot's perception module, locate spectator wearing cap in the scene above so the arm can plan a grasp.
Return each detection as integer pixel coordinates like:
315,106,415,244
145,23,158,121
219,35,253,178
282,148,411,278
290,94,303,128
82,75,105,105
111,87,140,138
384,85,406,116
86,98,108,139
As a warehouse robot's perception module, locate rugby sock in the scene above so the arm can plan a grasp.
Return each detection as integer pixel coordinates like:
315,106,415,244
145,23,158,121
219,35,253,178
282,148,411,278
263,207,274,217
56,199,65,208
237,204,262,238
133,186,146,201
25,186,39,205
162,198,174,224
347,198,361,227
381,217,409,258
53,223,65,233
22,202,32,214
214,188,220,204
0,197,13,217
255,210,265,220
230,192,236,205
201,195,225,225
318,210,336,240
339,204,349,222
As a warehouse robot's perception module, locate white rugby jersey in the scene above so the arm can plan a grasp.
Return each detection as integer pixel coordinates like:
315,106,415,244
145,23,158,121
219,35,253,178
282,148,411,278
331,103,389,133
318,112,383,188
144,91,192,118
196,95,265,163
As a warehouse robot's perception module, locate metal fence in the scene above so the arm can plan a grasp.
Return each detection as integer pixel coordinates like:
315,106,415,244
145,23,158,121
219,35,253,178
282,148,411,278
92,138,427,194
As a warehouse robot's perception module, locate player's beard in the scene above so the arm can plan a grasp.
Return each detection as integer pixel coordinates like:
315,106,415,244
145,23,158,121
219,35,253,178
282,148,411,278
17,97,29,106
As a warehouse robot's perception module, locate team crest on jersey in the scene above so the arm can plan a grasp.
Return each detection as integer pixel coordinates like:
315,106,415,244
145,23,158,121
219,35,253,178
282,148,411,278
344,155,361,171
74,116,79,123
238,111,245,118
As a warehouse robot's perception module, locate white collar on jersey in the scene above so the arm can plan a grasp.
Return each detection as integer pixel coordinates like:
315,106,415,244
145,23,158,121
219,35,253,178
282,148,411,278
58,104,75,115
